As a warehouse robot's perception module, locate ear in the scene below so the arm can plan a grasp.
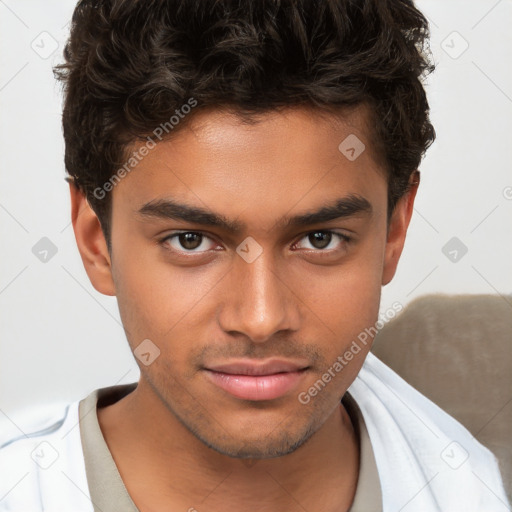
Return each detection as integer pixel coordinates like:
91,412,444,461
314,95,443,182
381,171,420,286
69,182,116,296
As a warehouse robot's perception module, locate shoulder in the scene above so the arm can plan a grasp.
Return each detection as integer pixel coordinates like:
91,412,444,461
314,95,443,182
348,352,511,512
0,400,93,512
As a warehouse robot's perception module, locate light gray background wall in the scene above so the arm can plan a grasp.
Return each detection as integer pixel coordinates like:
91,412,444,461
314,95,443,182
1,0,511,418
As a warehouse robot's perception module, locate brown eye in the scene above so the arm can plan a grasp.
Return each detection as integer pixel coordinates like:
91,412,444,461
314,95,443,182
308,231,332,249
178,232,203,250
294,231,351,252
161,231,218,254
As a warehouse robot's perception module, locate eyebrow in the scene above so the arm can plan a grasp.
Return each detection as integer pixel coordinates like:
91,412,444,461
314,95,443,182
137,194,372,233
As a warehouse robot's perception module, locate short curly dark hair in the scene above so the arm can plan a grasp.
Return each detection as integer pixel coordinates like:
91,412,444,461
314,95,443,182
55,0,435,246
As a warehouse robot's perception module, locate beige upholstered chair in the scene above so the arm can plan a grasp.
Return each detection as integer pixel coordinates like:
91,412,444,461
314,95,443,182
371,293,512,501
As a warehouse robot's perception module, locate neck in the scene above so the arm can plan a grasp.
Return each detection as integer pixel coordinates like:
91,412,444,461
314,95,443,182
97,380,360,512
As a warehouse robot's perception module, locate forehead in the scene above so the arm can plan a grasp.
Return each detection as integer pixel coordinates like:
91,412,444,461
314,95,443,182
112,105,388,232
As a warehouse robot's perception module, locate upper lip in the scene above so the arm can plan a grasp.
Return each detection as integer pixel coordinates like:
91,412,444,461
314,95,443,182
205,359,310,376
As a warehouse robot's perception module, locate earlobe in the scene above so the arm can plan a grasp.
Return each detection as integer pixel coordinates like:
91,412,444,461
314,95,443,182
381,171,420,286
69,183,116,296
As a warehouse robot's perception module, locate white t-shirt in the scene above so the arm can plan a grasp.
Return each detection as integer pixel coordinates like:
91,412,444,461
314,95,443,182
0,352,509,512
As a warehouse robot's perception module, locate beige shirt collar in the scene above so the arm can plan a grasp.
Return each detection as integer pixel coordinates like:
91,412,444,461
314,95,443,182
79,383,382,512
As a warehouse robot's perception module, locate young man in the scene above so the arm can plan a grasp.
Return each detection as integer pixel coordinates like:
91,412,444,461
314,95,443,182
1,0,509,511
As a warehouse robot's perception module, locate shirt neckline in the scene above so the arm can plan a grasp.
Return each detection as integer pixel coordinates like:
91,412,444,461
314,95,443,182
78,383,382,512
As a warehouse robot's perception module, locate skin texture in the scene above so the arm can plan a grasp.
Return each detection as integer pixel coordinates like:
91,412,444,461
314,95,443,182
70,106,418,511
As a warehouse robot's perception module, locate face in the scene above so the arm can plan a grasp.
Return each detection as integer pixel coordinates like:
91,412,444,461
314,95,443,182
76,106,414,459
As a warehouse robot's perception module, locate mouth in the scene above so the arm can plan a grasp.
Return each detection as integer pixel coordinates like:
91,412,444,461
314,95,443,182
202,359,311,401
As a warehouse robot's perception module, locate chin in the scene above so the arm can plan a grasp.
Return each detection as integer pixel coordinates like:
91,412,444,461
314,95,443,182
191,421,319,460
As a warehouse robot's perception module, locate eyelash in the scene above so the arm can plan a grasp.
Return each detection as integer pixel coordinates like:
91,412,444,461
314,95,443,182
158,230,352,256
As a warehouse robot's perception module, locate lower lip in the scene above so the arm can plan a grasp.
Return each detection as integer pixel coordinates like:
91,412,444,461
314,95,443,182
204,369,308,401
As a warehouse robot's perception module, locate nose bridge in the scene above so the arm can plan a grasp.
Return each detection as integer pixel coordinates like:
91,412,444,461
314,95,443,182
218,248,298,342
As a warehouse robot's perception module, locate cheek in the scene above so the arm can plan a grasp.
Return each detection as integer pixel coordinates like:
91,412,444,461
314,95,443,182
111,244,223,349
311,271,381,365
298,239,385,390
303,239,384,334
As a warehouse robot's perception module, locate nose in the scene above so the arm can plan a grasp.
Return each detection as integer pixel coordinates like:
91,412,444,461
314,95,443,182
217,250,301,343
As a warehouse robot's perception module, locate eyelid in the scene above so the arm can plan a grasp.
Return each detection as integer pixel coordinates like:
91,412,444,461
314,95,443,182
294,229,352,240
159,230,220,251
291,230,352,251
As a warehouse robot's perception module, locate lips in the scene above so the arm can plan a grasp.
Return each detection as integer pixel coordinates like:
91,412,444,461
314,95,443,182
206,359,309,376
203,359,310,401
